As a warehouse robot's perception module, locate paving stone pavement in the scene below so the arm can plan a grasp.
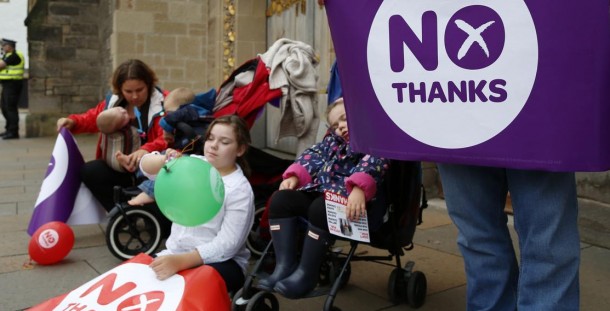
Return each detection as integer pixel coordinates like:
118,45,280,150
0,113,608,311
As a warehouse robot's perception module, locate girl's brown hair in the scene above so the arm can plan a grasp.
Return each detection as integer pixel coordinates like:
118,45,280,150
325,97,345,124
111,59,158,98
205,115,252,176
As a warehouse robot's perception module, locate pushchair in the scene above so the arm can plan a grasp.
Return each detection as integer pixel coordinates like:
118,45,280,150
104,56,288,260
231,160,428,311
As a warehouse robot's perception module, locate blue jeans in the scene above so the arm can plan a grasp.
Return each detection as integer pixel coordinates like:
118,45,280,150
137,178,155,199
438,164,580,311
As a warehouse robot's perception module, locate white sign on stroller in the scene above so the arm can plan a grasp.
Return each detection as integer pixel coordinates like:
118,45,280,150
324,191,370,242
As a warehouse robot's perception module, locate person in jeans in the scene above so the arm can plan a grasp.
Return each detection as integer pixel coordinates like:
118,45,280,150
438,164,579,311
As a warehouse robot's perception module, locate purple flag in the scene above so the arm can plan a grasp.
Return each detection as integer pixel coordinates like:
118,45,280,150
28,128,85,235
325,0,610,171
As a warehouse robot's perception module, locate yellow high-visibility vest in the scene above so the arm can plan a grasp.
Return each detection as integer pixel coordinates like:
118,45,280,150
0,51,25,80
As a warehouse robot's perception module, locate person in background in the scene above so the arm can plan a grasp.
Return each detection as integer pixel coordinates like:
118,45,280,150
0,38,25,140
138,115,254,293
56,59,167,212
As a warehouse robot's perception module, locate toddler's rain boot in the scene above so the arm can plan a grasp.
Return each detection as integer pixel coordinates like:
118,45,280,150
257,217,298,291
274,224,331,298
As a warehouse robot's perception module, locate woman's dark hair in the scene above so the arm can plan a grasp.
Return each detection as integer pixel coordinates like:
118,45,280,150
111,59,158,98
205,115,252,176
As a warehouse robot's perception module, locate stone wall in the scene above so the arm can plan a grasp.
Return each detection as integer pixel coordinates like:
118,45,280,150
234,1,267,67
99,0,114,93
423,165,610,207
422,163,443,199
25,0,104,137
112,0,211,92
24,0,267,137
577,172,610,203
107,0,266,97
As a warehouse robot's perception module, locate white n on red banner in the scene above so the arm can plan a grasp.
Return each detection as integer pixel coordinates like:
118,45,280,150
27,254,230,311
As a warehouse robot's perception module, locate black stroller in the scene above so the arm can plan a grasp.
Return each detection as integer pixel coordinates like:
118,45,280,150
231,160,428,311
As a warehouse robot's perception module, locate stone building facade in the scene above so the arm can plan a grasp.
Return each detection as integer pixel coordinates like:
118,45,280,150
24,0,267,137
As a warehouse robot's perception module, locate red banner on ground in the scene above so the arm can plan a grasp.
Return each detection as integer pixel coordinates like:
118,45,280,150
27,253,230,311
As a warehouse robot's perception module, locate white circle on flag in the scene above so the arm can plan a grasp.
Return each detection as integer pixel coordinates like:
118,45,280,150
367,0,538,148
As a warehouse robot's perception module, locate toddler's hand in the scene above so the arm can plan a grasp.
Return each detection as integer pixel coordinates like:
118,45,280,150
165,148,181,162
279,176,299,190
346,187,366,221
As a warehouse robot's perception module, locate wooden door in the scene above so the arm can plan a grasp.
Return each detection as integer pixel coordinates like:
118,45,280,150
250,0,334,155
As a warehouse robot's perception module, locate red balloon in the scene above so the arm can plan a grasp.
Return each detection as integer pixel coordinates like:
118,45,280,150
28,221,74,265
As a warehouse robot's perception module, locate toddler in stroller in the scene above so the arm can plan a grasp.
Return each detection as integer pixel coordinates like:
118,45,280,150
232,99,427,310
234,162,427,310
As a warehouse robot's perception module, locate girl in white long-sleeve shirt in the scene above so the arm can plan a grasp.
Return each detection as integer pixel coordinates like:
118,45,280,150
138,115,254,293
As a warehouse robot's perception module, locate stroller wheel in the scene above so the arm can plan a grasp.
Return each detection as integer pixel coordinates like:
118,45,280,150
246,204,269,257
407,271,427,308
245,291,279,311
106,207,163,261
387,268,408,304
231,288,247,311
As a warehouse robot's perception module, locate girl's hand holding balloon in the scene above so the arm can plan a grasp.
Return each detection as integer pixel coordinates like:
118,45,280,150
164,148,182,162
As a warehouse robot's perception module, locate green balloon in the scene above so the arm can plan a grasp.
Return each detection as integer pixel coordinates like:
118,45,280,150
154,156,225,226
